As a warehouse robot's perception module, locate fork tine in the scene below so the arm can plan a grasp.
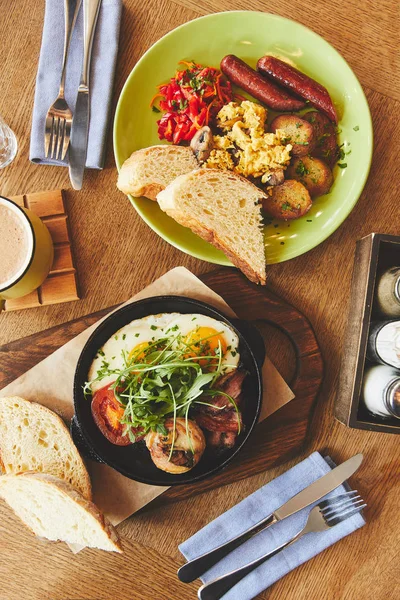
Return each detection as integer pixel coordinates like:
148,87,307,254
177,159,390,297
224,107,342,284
324,504,367,527
55,119,65,161
318,491,358,509
61,120,71,161
322,497,363,518
44,115,54,158
51,116,60,159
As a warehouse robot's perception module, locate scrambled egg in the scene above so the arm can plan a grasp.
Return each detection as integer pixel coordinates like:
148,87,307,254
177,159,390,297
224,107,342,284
205,101,292,183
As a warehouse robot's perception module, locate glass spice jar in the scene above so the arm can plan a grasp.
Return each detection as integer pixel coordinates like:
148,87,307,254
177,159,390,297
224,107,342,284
362,365,400,419
375,267,400,317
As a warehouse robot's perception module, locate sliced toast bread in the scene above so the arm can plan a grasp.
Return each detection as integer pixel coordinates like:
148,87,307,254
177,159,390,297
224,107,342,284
0,472,122,552
157,169,267,285
0,396,91,500
117,145,198,200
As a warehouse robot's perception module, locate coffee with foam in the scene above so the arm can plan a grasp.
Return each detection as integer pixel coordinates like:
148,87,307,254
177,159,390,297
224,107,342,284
0,203,31,288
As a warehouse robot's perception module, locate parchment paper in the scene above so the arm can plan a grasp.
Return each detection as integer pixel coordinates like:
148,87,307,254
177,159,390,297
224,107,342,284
0,267,294,530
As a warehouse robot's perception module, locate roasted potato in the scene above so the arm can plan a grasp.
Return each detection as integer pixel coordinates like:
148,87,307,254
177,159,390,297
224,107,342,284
287,156,333,197
270,115,315,156
303,110,339,167
262,179,312,221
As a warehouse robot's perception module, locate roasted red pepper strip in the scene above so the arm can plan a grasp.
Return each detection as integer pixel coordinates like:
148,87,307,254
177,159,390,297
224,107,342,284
153,61,233,143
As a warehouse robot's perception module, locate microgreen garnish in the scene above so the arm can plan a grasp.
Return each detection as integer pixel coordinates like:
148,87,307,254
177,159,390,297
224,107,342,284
84,331,239,453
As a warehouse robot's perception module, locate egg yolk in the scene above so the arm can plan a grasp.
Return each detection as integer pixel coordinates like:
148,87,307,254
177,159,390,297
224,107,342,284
183,327,227,369
128,341,150,364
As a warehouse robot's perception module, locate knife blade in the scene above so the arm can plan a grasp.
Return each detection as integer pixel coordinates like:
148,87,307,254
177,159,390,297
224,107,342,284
178,453,363,583
69,88,90,190
275,453,363,520
69,0,102,190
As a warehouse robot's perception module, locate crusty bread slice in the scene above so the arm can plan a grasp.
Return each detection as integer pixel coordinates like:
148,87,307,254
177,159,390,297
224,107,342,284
0,397,91,500
117,145,198,200
157,169,267,285
0,472,122,553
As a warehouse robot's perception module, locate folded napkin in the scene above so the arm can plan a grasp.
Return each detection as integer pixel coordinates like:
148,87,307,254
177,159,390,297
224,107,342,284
30,0,122,168
180,452,365,600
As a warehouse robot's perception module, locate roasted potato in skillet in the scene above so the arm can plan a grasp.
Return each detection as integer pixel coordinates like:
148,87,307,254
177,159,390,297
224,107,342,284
262,179,312,220
287,156,333,197
270,115,315,157
303,110,339,167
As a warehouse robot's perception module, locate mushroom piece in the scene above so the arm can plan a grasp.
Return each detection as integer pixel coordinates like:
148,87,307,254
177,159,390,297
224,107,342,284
264,170,285,186
145,417,206,474
190,126,214,163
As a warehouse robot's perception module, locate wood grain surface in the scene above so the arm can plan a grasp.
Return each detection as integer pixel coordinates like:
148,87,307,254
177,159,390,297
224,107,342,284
0,268,323,502
0,1,399,599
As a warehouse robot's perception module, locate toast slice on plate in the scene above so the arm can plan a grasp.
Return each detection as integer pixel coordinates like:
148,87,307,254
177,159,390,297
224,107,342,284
117,145,198,200
0,396,91,500
0,472,122,553
157,169,267,285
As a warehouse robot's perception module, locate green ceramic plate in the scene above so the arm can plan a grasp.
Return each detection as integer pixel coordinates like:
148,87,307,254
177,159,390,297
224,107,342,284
113,11,373,265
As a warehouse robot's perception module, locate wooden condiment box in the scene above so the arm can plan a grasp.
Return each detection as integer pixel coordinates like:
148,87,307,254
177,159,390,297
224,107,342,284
335,233,400,434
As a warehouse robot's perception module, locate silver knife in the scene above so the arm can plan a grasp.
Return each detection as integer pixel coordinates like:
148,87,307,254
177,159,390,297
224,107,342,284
178,453,363,583
69,0,102,190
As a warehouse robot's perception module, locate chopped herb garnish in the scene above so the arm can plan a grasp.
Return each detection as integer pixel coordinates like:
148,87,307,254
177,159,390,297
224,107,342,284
307,219,312,222
280,241,285,245
150,325,158,331
84,330,241,444
135,333,140,337
295,160,309,177
353,125,359,131
151,105,161,113
338,163,347,169
122,334,126,340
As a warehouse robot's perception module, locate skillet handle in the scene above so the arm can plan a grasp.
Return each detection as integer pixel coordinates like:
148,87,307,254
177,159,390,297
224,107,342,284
70,415,104,462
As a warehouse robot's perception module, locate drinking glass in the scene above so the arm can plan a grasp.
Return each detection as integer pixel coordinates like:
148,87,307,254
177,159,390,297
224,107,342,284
0,115,17,168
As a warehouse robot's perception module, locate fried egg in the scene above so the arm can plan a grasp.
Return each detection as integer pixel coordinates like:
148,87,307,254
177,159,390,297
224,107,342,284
166,314,240,372
88,313,240,392
88,314,179,392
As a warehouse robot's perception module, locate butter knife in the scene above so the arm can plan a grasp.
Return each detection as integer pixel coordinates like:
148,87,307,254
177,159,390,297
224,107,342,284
178,453,363,583
69,0,102,190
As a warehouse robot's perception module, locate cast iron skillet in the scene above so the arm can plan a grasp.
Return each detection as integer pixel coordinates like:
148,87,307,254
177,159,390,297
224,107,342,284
72,296,264,486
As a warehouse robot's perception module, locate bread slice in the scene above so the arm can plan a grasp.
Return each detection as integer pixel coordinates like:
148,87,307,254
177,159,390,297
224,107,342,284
117,145,199,200
0,396,91,500
0,472,122,553
157,169,267,285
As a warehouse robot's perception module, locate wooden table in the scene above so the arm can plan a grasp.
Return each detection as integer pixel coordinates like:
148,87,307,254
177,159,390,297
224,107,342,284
1,1,399,599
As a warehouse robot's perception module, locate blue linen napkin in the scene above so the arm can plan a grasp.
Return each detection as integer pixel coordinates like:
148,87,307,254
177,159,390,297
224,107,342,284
30,0,122,168
179,452,365,600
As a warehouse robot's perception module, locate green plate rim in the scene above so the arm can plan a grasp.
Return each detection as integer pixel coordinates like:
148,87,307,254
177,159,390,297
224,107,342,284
113,10,373,265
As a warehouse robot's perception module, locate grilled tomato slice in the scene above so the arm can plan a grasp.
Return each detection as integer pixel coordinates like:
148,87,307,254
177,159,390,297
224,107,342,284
91,386,131,446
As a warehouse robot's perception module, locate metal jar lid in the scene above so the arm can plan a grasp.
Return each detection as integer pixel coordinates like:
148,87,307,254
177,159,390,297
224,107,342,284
384,378,400,418
395,275,400,303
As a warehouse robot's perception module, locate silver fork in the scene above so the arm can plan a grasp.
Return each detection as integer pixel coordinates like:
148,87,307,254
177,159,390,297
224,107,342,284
44,0,82,161
198,491,366,600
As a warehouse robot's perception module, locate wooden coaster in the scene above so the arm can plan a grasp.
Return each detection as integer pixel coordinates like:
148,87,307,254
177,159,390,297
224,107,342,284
5,190,79,311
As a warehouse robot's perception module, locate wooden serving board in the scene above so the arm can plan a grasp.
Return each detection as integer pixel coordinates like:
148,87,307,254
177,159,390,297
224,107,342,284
0,269,323,502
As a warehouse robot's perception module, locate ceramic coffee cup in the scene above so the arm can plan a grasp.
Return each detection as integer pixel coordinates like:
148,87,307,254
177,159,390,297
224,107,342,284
0,196,54,309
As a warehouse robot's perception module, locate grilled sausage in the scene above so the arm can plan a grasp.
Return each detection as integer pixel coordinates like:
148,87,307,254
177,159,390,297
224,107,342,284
257,56,338,123
220,55,305,112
